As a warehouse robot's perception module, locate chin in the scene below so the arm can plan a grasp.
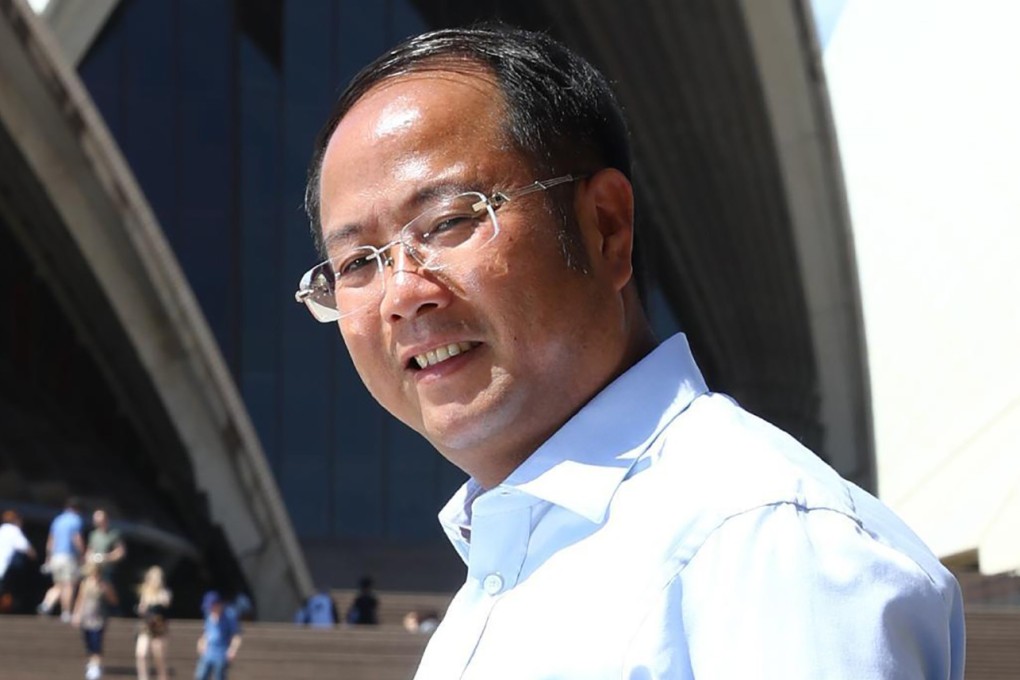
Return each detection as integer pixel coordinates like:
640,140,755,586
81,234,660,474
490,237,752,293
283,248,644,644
419,388,532,470
424,406,516,459
425,420,490,457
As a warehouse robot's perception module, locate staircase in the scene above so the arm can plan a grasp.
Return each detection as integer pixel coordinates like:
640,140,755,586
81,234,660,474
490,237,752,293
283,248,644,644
0,615,429,680
965,606,1020,680
1,604,1017,678
330,589,453,626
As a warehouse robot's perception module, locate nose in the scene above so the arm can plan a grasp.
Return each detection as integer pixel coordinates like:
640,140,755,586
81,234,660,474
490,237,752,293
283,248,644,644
381,241,423,275
377,244,450,321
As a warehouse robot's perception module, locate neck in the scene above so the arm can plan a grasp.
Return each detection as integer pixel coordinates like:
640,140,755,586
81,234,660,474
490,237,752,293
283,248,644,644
470,312,658,489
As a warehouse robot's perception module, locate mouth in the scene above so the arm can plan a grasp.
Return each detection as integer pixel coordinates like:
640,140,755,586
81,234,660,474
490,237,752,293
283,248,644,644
409,341,480,370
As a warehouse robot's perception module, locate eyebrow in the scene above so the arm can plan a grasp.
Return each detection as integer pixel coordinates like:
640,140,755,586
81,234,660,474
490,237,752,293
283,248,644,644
321,224,363,254
320,179,485,254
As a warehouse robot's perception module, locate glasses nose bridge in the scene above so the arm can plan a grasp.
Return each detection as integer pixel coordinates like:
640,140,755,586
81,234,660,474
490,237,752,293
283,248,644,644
378,234,427,274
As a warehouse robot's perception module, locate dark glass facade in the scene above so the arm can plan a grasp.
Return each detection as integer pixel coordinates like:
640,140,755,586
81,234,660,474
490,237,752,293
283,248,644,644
77,0,465,551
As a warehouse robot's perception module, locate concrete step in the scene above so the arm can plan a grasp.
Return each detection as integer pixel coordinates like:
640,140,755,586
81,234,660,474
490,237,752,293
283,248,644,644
0,615,429,680
330,589,453,626
3,604,1017,679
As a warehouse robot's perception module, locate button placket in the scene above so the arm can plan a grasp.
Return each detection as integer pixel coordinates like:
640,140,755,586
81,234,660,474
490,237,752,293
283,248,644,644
468,490,533,598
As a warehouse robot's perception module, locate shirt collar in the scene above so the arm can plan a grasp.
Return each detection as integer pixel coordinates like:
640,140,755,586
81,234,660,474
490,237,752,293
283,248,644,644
439,333,708,542
438,479,485,563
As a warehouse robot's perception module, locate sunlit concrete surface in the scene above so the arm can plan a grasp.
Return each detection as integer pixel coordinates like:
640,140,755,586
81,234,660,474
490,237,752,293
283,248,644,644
824,0,1020,573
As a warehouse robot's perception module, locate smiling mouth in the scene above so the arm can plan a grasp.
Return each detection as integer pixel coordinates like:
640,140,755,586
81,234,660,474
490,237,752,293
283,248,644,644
412,342,480,369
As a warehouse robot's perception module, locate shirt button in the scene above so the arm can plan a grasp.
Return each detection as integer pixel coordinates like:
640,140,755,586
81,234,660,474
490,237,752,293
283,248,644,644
482,573,504,595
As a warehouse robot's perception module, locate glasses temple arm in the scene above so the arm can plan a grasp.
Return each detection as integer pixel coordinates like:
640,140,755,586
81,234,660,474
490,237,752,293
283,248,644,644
495,174,585,205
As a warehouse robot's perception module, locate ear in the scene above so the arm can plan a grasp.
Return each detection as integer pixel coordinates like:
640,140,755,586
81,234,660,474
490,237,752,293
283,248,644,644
576,168,635,292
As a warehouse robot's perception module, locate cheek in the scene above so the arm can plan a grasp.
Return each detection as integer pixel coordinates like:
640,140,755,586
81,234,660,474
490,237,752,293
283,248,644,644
463,227,561,305
339,321,389,391
338,318,372,360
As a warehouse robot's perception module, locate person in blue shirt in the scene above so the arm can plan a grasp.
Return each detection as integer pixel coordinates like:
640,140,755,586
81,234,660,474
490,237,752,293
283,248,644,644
294,589,339,628
38,497,84,621
194,591,241,680
294,23,965,679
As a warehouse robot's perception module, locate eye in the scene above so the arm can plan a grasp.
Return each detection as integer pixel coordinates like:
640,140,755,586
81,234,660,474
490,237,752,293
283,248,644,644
332,248,380,280
337,254,372,276
424,214,475,240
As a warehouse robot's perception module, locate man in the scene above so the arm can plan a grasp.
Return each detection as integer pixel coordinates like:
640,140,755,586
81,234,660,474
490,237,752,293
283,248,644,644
295,25,965,678
39,497,85,622
294,588,340,628
0,510,36,610
86,508,126,583
195,591,242,680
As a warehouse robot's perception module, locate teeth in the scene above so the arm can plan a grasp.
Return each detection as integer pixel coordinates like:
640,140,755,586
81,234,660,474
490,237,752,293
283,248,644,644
414,342,475,369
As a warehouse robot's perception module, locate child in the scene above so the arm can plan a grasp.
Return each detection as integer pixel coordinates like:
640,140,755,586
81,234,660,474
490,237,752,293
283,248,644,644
136,566,172,680
71,561,118,680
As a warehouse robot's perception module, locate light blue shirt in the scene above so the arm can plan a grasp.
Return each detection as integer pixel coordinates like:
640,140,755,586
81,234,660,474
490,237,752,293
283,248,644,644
49,510,82,557
414,334,965,679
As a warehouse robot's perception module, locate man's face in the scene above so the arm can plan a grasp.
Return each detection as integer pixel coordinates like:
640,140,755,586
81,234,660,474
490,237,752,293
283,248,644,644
318,70,630,484
93,510,106,528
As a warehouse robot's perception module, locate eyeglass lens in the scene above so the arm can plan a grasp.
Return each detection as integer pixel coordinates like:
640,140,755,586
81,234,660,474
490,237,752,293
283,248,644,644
299,192,498,321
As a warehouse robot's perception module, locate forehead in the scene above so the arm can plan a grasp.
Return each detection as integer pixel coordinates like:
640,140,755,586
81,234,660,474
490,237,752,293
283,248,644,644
317,71,527,227
339,68,504,142
327,71,506,171
315,70,539,251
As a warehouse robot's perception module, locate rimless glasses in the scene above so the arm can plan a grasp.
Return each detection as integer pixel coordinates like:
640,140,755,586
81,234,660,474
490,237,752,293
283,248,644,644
295,174,582,322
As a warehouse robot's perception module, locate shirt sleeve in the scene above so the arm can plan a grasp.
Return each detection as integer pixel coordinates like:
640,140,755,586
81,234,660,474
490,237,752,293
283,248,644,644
228,609,242,636
14,528,30,551
626,502,964,679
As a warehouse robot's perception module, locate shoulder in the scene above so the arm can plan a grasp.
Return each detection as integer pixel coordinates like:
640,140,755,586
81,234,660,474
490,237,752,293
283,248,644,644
621,393,954,594
626,499,964,678
616,396,963,676
622,393,856,534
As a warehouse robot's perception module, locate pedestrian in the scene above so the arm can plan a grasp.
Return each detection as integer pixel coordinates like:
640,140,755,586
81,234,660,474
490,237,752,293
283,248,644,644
194,591,241,680
294,24,965,678
402,610,440,635
38,497,84,621
86,509,126,584
294,588,339,628
135,566,171,680
72,561,118,680
344,576,378,625
0,509,36,612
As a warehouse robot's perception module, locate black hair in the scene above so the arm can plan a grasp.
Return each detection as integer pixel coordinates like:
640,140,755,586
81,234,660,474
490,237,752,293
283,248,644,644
303,23,632,255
